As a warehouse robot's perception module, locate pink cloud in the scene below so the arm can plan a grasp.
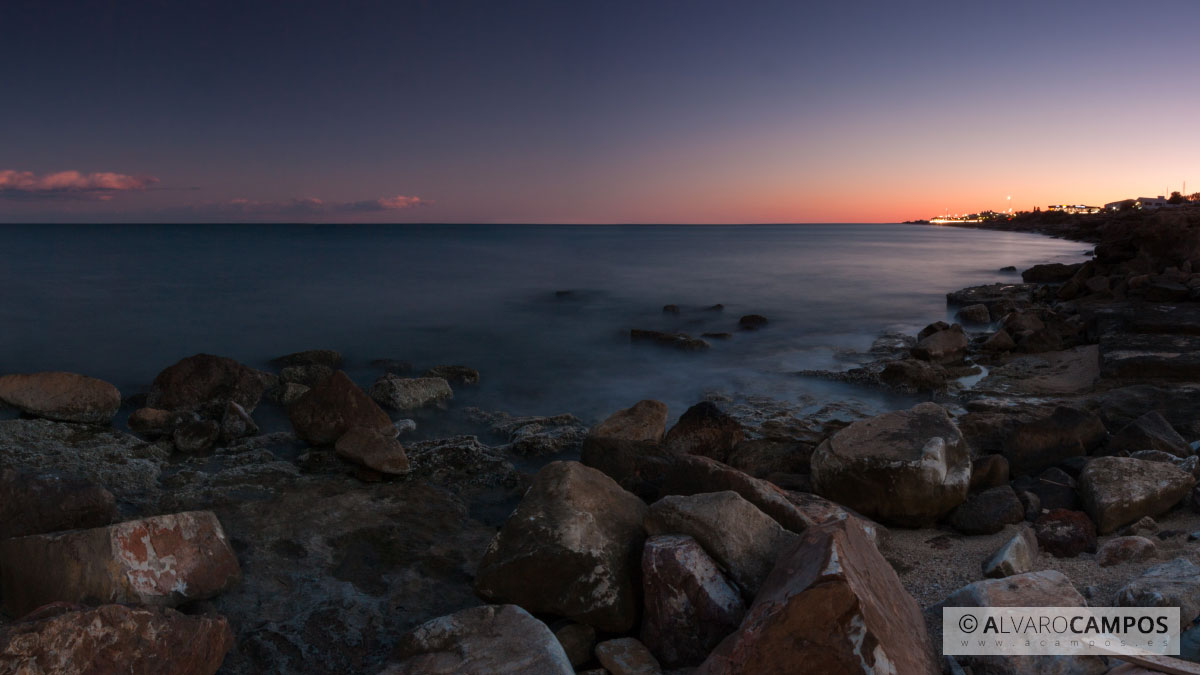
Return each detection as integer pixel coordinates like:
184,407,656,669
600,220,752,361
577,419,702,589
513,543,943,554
205,195,428,216
0,169,158,200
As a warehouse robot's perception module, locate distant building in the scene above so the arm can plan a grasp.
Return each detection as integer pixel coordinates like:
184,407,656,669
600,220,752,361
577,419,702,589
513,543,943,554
1136,196,1169,209
1047,204,1101,214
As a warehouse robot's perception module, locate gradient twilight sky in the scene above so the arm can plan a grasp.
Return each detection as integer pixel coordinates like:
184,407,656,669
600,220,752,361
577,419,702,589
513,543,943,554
2,0,1197,224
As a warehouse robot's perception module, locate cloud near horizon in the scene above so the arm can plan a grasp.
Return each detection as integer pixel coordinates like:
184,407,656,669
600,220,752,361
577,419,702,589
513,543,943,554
209,195,429,216
0,169,158,200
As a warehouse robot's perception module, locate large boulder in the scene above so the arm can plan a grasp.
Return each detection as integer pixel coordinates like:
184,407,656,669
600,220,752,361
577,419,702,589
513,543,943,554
0,603,234,675
912,324,968,363
810,403,970,527
698,520,937,674
381,604,573,674
644,491,797,600
0,468,116,539
1117,558,1200,631
0,510,241,617
0,372,121,424
640,535,746,668
581,400,669,485
288,370,396,445
1001,407,1107,476
369,374,454,410
1079,457,1196,534
147,353,267,413
474,462,647,632
1108,411,1190,457
270,349,343,369
334,427,410,474
662,401,743,462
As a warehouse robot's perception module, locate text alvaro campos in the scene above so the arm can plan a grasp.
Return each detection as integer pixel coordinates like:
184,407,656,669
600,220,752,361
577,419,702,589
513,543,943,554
943,607,1180,656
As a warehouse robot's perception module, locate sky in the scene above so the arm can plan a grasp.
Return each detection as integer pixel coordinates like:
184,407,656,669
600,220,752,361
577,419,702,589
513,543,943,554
1,0,1198,224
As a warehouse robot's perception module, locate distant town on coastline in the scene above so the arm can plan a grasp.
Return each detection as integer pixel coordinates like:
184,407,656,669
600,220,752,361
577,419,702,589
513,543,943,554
909,190,1200,224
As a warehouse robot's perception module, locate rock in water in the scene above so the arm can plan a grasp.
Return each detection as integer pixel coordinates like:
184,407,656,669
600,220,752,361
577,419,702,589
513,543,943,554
422,365,480,384
0,604,234,675
334,426,410,474
474,461,647,632
0,468,116,539
270,349,344,369
147,353,268,413
698,520,937,675
1079,456,1196,534
581,399,669,486
289,370,396,445
380,604,573,674
982,527,1037,578
737,314,768,330
810,402,970,527
1117,557,1200,630
640,534,745,668
279,363,334,387
369,374,454,410
912,323,968,363
662,401,743,462
0,371,120,424
957,303,991,324
0,510,241,617
219,400,258,442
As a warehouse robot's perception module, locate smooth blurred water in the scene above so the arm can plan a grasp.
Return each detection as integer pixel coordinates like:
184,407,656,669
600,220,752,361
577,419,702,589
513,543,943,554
0,223,1085,423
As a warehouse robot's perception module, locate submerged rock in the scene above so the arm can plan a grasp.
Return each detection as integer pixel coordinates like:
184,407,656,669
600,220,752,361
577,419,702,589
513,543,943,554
404,435,520,490
147,353,268,414
369,374,454,410
422,365,480,385
630,329,710,351
0,371,121,424
737,314,768,330
270,349,344,369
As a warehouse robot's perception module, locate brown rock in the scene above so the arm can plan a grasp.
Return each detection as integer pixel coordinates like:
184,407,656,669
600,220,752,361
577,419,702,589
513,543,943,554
0,603,234,675
581,399,669,485
878,358,949,392
270,349,344,369
0,469,116,539
969,454,1010,492
128,407,177,436
912,324,968,363
1034,509,1097,558
554,623,596,668
737,314,768,330
957,303,991,324
422,365,480,385
662,401,743,462
173,419,220,453
335,427,410,474
1079,456,1196,534
595,638,662,675
630,329,710,351
698,520,937,675
279,363,334,387
288,370,396,445
981,328,1017,352
1097,536,1157,567
947,486,1024,535
219,400,258,442
0,511,241,617
147,353,267,413
0,371,120,424
1001,406,1107,476
1108,411,1190,457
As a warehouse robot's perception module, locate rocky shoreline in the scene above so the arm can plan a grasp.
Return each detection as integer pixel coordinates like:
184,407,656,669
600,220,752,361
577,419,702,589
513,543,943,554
2,214,1200,674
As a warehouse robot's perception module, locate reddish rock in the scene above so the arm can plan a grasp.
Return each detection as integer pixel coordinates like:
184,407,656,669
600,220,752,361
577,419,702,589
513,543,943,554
0,371,120,424
662,401,744,462
947,485,1024,535
335,427,410,474
595,638,662,675
0,511,241,617
288,370,396,445
0,603,234,675
147,353,267,413
0,469,116,539
969,454,1010,492
127,407,177,437
554,623,596,668
1097,536,1157,567
581,399,669,486
698,520,937,675
640,534,745,668
981,328,1016,352
1034,509,1097,558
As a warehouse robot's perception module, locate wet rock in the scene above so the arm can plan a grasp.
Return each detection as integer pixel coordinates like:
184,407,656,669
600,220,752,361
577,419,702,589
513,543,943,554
0,510,241,617
475,462,647,632
555,623,596,668
725,438,813,478
147,353,268,413
489,413,588,457
983,527,1037,578
1003,310,1046,335
699,519,937,675
1117,557,1200,630
811,402,970,527
976,346,1100,396
289,371,396,445
1034,509,1097,558
0,468,116,539
737,314,768,330
702,331,732,339
640,534,745,668
422,365,480,385
630,329,710,351
981,328,1017,352
0,603,234,675
957,303,991,324
0,371,121,424
219,401,258,442
662,304,681,314
334,427,410,475
1108,411,1190,457
128,406,178,436
912,324,968,363
596,638,662,675
369,374,453,410
581,399,669,486
404,435,520,490
174,419,221,453
279,363,334,387
1079,456,1196,533
1001,406,1107,476
270,349,343,369
948,486,1024,535
1022,262,1082,283
382,604,573,674
276,382,310,406
662,401,743,462
1096,536,1157,567
644,491,798,599
878,358,949,392
970,454,1010,492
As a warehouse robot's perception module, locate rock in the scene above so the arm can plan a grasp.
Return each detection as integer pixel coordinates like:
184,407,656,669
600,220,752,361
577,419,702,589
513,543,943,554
698,519,937,675
878,358,949,392
219,401,258,442
173,419,221,453
0,468,116,539
1079,456,1196,534
701,332,732,339
596,638,662,675
270,349,343,369
555,623,596,669
948,486,1024,535
334,427,410,474
981,328,1017,352
640,535,745,668
128,407,178,436
1108,411,1190,457
289,371,396,445
975,346,1100,396
147,353,268,413
1001,406,1107,476
279,363,334,387
422,365,480,385
0,371,121,424
662,401,743,462
0,603,234,675
912,324,968,363
1117,557,1200,630
1096,536,1157,567
1013,467,1079,512
630,329,710,351
957,303,991,324
369,374,454,410
474,462,647,632
382,604,573,674
917,321,950,340
1121,515,1159,538
1034,509,1096,558
276,382,310,406
810,402,970,527
0,510,241,617
488,413,588,457
737,314,768,330
644,491,797,599
370,358,413,375
404,435,521,490
969,454,1010,492
983,527,1037,578
725,439,813,478
1018,490,1041,521
581,399,669,485
1003,310,1046,335
662,304,681,314
1022,262,1082,283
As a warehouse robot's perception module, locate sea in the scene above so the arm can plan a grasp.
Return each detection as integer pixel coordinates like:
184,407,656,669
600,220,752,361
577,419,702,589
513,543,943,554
0,223,1086,432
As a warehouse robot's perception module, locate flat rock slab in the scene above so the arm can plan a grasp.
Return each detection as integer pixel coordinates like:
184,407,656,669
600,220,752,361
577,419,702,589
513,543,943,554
1099,332,1200,381
0,510,241,617
974,345,1100,395
0,371,121,423
1079,457,1196,534
0,468,116,539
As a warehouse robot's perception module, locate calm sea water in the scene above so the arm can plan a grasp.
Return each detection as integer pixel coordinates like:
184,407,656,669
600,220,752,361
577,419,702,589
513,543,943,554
0,223,1084,428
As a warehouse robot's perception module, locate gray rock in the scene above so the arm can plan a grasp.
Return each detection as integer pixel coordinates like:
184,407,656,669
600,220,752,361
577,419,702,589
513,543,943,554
369,375,453,410
1117,557,1200,631
1079,456,1196,533
982,527,1037,578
